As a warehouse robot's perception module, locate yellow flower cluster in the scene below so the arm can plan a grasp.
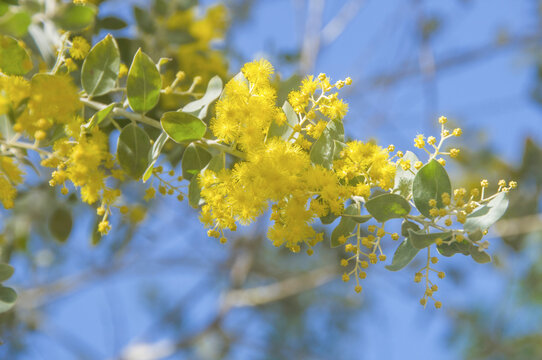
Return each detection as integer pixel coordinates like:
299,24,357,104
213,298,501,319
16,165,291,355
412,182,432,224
41,120,122,234
201,60,370,252
69,37,90,60
0,157,24,209
0,75,29,122
44,124,116,204
288,73,350,120
211,59,283,151
9,74,81,139
334,141,396,194
200,138,348,252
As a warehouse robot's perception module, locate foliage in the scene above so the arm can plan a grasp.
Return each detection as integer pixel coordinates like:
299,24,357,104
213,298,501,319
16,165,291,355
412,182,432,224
0,0,518,327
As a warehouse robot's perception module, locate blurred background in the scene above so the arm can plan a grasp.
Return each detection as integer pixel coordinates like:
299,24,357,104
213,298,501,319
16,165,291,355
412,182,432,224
2,0,542,359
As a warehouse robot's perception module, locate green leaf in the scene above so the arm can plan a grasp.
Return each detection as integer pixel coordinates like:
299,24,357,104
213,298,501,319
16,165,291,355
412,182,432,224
412,159,451,218
188,177,201,208
134,6,156,33
82,35,120,97
350,214,372,223
181,143,212,181
0,35,32,75
49,207,72,243
469,244,491,263
408,229,453,250
117,124,151,179
0,11,31,37
331,203,359,247
401,220,421,237
183,76,223,119
0,264,14,282
84,103,115,130
437,241,470,257
205,152,225,173
365,193,411,222
0,0,19,6
0,286,16,313
393,150,418,197
268,101,297,140
97,16,127,30
385,238,419,271
142,132,169,183
310,120,344,169
463,192,509,232
320,211,339,225
127,49,162,114
161,111,206,143
189,152,224,209
55,3,97,31
468,230,484,242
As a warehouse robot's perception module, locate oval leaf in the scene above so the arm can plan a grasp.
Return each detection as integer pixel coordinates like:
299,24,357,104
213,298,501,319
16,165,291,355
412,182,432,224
408,229,453,250
401,220,421,237
393,150,418,197
385,238,419,271
117,124,151,179
55,3,96,31
331,203,359,247
310,119,344,169
463,192,509,233
0,286,16,313
412,159,451,218
143,132,169,183
365,193,411,222
161,111,206,143
188,177,201,208
183,75,223,119
127,49,161,113
469,244,491,263
0,264,14,282
437,241,470,257
82,34,120,97
49,207,72,243
84,103,115,130
0,35,32,75
181,143,212,181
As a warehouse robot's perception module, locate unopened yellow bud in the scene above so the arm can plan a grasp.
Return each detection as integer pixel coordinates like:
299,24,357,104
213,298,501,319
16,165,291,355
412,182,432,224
452,128,462,137
450,148,460,158
420,298,427,306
